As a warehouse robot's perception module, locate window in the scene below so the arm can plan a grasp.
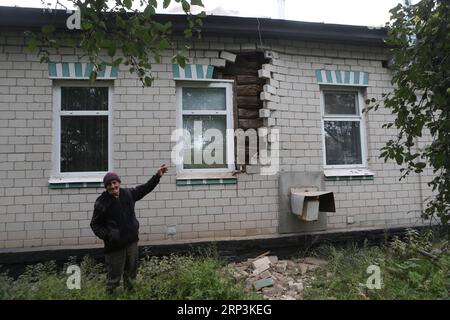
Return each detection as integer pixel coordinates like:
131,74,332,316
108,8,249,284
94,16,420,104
176,81,234,174
51,82,112,182
321,89,366,168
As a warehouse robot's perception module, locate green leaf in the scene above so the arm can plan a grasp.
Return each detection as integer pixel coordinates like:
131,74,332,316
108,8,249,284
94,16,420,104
395,153,404,165
123,0,132,9
99,39,113,48
164,21,173,30
191,0,204,6
41,24,55,34
195,18,203,27
181,0,190,12
154,22,166,32
144,76,153,86
163,0,171,9
107,45,117,57
415,162,426,169
39,56,49,63
175,54,186,68
115,15,126,28
27,39,38,53
184,29,192,38
159,38,170,50
144,5,156,17
82,21,93,30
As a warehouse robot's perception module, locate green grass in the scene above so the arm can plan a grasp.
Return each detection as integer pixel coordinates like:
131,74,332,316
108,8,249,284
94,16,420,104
0,253,257,300
303,230,450,300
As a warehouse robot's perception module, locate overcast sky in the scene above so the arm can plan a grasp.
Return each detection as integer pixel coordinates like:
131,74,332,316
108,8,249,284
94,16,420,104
0,0,418,27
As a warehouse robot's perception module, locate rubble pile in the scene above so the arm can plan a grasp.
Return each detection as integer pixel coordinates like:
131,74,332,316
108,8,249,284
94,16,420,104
227,253,328,300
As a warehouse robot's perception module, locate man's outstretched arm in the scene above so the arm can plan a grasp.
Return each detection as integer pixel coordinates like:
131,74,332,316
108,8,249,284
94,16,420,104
130,164,168,202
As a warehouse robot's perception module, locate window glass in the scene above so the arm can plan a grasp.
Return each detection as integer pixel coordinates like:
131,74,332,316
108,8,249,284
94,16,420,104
182,87,226,110
324,92,358,115
60,115,108,172
324,121,362,165
183,115,227,169
61,87,108,111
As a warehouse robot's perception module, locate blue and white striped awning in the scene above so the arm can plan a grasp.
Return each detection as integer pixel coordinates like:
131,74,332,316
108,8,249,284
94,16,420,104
315,70,369,86
172,64,214,80
48,63,118,79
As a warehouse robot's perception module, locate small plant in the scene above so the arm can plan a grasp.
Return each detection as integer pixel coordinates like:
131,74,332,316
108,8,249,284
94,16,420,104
390,228,434,258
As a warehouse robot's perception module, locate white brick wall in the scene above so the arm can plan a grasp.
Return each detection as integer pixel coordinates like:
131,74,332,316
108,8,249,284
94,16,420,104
0,31,432,250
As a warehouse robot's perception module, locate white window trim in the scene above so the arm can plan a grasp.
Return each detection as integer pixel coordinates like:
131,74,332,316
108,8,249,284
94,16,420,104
320,87,368,170
49,81,113,184
323,168,374,178
176,81,235,175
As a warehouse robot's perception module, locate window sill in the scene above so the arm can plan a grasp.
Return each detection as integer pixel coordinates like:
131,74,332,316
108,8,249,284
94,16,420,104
323,168,374,181
48,176,104,189
176,172,237,186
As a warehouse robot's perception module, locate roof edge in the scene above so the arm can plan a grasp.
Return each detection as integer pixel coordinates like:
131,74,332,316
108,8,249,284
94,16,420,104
0,6,388,47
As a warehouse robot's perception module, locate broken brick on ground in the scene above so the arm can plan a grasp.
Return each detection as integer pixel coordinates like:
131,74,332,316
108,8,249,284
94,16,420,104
225,254,328,300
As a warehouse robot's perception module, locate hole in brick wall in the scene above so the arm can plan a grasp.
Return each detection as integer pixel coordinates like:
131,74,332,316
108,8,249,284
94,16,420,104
214,52,270,166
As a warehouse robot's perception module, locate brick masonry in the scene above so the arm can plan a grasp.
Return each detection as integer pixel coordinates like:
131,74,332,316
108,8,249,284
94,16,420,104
0,31,433,250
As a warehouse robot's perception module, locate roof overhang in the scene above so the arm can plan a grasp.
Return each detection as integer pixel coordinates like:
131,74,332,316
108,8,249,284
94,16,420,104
0,6,387,47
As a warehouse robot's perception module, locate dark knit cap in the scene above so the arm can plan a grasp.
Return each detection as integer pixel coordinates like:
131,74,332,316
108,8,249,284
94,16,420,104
103,172,121,187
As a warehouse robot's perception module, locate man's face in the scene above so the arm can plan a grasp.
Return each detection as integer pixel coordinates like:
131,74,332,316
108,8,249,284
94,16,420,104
106,180,120,198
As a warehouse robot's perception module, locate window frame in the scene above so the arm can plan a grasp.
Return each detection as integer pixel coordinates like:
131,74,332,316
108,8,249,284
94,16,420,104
320,87,367,169
50,81,113,183
176,80,235,175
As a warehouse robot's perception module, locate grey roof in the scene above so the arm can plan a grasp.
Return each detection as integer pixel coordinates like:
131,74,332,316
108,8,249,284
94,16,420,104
0,6,387,47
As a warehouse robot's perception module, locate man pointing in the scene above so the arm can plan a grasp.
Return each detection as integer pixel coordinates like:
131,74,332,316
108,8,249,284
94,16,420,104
90,164,168,293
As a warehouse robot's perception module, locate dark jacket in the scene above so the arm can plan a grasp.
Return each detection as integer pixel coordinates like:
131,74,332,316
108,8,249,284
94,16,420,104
90,174,161,253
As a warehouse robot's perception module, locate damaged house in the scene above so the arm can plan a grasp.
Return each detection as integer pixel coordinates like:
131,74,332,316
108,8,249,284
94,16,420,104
0,7,432,254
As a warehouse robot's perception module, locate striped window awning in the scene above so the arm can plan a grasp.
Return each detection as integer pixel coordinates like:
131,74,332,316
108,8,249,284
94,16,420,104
315,70,369,86
172,64,214,80
48,62,118,79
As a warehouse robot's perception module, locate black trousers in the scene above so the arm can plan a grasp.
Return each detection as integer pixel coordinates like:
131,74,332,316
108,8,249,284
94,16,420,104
105,241,139,292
